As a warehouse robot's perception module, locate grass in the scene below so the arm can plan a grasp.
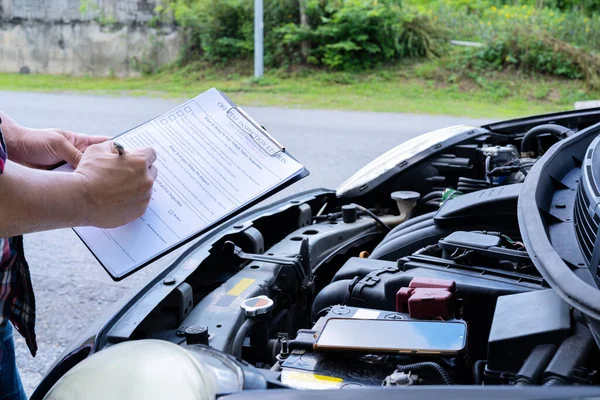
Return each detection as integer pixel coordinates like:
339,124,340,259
0,63,596,119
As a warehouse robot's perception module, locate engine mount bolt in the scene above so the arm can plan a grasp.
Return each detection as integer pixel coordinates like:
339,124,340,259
332,306,351,315
384,313,406,320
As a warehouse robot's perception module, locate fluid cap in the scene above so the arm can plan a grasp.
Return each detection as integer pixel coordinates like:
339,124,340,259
241,295,274,317
185,325,209,345
391,191,420,221
341,204,358,223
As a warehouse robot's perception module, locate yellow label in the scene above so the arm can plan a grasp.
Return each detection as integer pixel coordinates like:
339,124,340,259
227,278,255,296
281,370,343,390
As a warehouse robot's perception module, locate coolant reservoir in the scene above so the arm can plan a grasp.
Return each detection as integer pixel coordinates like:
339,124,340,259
44,340,218,400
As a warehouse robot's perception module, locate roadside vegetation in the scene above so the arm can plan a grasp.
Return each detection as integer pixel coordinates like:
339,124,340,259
157,0,600,82
7,0,600,118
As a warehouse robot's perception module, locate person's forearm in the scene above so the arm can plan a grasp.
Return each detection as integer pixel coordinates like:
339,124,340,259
0,110,28,163
0,161,87,237
0,110,24,140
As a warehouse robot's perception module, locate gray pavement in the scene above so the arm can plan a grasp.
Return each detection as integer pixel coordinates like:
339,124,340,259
0,91,494,395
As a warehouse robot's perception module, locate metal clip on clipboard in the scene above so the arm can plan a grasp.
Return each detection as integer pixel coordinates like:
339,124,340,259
226,106,285,156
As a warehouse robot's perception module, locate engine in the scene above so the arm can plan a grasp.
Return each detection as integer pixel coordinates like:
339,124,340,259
43,119,600,398
278,184,582,388
181,124,588,390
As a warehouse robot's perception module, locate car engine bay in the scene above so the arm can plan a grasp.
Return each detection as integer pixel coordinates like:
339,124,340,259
37,112,600,398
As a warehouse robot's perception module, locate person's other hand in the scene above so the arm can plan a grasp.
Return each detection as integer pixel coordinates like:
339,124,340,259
73,141,158,228
6,127,109,169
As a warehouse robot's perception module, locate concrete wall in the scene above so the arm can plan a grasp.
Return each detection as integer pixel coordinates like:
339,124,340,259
0,0,182,76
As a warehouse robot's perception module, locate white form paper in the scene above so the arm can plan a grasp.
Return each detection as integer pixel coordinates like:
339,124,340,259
64,88,305,278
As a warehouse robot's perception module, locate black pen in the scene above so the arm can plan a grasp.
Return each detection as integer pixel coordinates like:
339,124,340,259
113,142,126,156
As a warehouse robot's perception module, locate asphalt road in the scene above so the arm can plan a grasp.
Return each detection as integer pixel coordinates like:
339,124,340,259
0,91,493,395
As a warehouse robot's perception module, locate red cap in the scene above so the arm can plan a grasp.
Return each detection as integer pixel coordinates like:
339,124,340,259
396,277,456,319
408,277,456,292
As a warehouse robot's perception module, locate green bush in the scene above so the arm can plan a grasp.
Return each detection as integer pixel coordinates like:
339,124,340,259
489,0,600,15
164,0,443,71
158,0,600,83
166,0,251,62
407,0,600,87
409,0,600,17
462,29,582,79
166,0,300,65
279,0,410,69
411,1,600,51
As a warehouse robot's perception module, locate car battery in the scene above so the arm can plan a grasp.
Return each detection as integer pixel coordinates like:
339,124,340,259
282,305,411,389
396,277,456,319
290,305,411,353
282,305,468,388
280,349,401,389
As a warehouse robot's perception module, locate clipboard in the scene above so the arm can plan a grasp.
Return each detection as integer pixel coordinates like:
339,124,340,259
64,88,309,281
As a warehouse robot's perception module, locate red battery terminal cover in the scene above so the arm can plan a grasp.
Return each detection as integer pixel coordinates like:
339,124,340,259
396,277,456,319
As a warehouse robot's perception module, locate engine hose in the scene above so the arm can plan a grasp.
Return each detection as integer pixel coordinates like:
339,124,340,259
458,183,489,188
520,124,573,157
312,212,342,222
395,362,453,385
232,319,256,359
421,191,444,203
369,225,450,261
351,204,391,232
311,280,352,320
514,344,557,386
457,181,490,190
371,215,437,257
485,155,492,184
315,306,333,319
425,200,441,208
385,212,437,237
457,181,489,188
458,177,490,185
473,360,487,385
371,221,515,261
543,377,567,386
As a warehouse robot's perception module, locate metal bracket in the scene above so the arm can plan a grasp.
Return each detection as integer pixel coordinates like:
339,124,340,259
175,282,194,323
223,240,310,284
241,226,265,254
297,203,312,228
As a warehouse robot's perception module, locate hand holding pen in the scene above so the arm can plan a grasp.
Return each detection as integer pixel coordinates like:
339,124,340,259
70,140,158,228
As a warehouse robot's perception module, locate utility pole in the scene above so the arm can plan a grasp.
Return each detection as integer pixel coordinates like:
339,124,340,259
254,0,264,78
299,0,310,60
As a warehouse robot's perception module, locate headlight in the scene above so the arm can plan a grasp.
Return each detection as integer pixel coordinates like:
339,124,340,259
336,125,477,197
43,340,222,400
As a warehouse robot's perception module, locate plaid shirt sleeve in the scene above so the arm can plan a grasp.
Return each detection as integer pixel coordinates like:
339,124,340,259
0,118,6,173
0,121,38,361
